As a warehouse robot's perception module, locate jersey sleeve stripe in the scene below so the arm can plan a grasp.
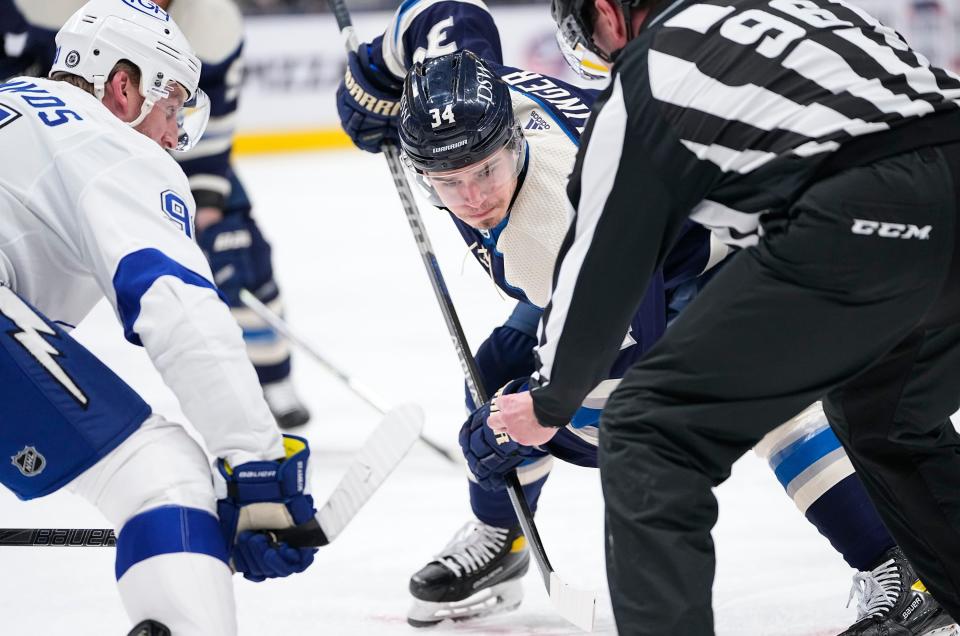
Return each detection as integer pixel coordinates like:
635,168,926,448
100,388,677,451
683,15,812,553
113,248,223,346
382,0,493,78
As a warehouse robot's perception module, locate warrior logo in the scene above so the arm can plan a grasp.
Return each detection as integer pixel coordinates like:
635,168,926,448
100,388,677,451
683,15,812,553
12,446,45,477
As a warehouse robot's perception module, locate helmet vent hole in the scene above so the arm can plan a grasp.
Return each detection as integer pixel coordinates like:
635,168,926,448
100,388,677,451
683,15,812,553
164,28,170,35
93,49,100,56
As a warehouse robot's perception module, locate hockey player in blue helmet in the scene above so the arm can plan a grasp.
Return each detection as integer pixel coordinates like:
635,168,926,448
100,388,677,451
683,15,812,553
399,53,526,232
397,48,707,627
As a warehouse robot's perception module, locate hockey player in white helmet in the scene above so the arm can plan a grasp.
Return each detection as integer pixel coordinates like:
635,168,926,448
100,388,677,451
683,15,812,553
0,1,317,634
1,0,313,429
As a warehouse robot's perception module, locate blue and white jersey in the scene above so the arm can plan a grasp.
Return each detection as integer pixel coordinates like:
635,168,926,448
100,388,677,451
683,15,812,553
0,77,283,467
0,0,244,212
372,0,714,431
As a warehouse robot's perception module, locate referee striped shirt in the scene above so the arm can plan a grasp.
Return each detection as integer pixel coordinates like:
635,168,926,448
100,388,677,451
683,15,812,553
531,0,960,426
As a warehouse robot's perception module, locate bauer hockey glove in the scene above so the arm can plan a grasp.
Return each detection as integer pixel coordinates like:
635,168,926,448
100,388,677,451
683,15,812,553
459,378,536,491
336,39,402,153
216,435,318,582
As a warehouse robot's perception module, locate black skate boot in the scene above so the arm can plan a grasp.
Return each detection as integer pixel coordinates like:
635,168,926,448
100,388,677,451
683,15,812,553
407,520,529,627
262,377,311,429
127,620,171,636
839,547,959,636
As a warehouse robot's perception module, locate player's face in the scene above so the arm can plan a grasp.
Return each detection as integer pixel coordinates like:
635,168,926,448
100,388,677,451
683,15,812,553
426,145,522,229
133,83,187,151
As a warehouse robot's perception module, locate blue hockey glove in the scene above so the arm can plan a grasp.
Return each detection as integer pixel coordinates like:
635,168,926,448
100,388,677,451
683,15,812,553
459,378,536,491
216,435,318,582
197,214,274,306
336,40,402,153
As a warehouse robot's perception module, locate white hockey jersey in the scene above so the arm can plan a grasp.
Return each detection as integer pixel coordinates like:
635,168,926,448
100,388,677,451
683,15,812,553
0,77,282,465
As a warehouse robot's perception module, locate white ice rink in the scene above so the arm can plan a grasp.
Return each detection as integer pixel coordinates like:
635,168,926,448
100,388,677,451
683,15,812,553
0,148,898,635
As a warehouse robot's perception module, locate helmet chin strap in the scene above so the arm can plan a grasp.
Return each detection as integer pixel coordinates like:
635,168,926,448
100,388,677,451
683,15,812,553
127,96,157,128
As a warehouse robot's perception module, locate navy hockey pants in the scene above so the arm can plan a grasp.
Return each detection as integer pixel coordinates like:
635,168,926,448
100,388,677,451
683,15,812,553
601,145,960,635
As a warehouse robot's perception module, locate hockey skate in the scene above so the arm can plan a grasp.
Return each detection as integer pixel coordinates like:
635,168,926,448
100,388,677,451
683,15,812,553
839,547,959,636
127,620,171,636
407,520,529,627
262,377,311,429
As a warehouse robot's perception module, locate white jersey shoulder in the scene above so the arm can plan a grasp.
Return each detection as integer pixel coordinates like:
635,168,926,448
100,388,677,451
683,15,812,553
496,91,579,308
0,76,283,465
0,77,199,325
168,0,243,65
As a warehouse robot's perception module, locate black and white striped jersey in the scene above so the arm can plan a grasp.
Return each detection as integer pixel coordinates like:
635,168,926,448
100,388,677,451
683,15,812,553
530,0,960,427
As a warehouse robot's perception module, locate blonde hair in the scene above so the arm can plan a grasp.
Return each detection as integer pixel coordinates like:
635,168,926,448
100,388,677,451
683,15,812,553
49,59,141,96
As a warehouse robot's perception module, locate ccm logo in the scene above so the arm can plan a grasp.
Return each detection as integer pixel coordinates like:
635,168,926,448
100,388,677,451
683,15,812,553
851,219,932,240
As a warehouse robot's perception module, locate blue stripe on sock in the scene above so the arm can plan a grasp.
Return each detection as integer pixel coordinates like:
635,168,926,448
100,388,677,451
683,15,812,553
771,426,842,489
115,506,229,579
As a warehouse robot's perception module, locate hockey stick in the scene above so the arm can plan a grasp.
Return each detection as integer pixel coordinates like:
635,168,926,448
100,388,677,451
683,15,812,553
0,403,424,548
328,6,596,630
238,289,457,464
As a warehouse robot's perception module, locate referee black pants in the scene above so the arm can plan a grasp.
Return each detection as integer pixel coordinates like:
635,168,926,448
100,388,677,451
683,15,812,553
601,144,960,635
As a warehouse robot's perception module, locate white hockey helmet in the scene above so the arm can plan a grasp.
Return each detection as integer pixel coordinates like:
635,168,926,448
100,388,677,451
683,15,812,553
49,0,210,151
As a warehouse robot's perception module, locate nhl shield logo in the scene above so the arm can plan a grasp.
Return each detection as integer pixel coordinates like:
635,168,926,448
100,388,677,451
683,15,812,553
11,446,45,477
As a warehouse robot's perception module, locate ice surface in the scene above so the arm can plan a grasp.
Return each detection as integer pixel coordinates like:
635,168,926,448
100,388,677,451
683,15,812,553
0,149,904,635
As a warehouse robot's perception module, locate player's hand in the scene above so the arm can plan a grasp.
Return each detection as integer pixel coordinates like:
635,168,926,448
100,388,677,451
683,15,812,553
459,378,537,491
336,42,402,153
216,435,318,582
488,390,559,447
197,214,273,306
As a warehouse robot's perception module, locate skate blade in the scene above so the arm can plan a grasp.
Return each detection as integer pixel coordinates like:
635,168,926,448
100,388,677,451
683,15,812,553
549,571,597,632
406,580,523,627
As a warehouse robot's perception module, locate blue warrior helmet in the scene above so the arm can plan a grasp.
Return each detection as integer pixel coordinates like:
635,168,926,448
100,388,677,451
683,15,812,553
398,50,525,209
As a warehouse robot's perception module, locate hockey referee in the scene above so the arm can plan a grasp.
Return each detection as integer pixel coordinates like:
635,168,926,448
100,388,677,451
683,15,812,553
487,0,960,633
